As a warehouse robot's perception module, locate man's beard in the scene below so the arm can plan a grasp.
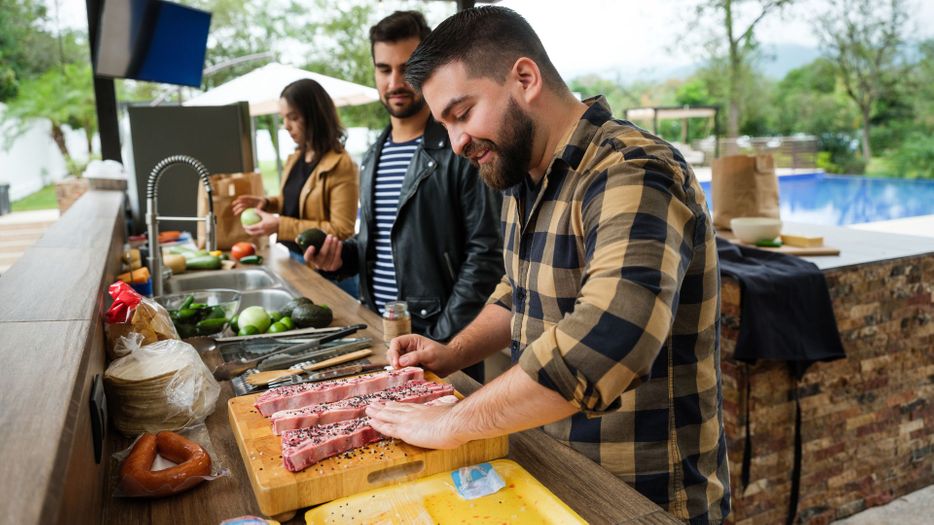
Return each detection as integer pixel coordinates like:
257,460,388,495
381,88,427,119
463,97,534,191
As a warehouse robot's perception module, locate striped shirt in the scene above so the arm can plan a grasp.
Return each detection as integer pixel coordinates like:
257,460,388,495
488,96,730,523
372,136,422,313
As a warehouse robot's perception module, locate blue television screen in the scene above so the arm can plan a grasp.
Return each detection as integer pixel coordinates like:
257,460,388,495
94,0,211,88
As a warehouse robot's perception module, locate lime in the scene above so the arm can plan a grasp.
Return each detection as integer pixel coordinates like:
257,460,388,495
268,322,287,333
238,325,260,336
280,316,295,330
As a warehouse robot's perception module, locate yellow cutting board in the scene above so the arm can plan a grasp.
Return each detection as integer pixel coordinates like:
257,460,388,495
228,374,509,519
304,459,586,524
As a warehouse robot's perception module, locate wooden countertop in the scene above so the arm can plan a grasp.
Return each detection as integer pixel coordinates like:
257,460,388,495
0,190,126,525
12,191,928,524
103,243,678,524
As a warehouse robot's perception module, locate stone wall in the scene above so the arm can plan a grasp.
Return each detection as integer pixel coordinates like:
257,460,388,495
721,254,934,524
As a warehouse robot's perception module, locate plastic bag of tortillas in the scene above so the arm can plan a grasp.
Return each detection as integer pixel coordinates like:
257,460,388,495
104,333,220,436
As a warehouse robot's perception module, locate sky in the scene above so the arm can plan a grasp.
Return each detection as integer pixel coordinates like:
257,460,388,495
58,0,934,82
498,0,934,80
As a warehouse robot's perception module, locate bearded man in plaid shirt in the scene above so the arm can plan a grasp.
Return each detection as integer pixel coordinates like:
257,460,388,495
366,6,730,523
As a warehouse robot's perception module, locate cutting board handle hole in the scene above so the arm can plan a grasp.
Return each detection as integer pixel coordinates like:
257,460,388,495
367,460,425,484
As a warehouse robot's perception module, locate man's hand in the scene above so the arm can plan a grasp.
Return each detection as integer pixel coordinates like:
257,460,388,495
232,194,264,215
303,234,343,271
366,401,465,449
242,208,279,236
367,367,580,450
388,334,464,377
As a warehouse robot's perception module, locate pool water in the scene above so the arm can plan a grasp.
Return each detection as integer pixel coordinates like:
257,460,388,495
699,173,934,226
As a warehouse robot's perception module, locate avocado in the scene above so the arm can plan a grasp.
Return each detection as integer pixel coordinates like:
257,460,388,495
296,228,328,253
291,303,333,329
279,297,314,318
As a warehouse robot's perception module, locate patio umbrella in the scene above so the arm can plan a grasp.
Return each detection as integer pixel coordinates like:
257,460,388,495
184,62,379,180
183,62,379,115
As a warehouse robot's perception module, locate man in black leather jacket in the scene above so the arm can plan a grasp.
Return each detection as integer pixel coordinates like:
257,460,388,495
305,11,503,381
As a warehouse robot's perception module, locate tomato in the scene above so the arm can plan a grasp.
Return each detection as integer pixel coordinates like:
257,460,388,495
230,242,256,261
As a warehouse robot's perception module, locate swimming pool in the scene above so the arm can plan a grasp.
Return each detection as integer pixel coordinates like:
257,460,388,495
699,173,934,226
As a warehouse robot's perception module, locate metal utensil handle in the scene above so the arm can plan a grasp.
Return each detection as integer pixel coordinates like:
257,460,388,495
278,362,385,388
257,339,372,372
261,323,366,360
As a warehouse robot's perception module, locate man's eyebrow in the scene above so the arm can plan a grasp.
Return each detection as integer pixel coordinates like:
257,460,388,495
374,61,391,68
440,96,470,121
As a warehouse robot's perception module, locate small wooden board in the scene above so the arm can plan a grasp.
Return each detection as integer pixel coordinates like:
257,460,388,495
718,232,841,256
228,375,509,518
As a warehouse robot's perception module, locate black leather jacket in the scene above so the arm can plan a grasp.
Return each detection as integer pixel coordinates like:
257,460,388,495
335,118,503,342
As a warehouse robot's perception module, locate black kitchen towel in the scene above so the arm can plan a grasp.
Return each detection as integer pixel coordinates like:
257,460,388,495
716,237,846,376
717,237,846,525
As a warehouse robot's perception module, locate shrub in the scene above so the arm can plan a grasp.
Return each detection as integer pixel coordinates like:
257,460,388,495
891,134,934,179
817,132,865,174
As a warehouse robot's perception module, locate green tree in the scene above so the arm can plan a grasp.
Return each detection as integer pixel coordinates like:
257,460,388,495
816,0,909,161
675,77,714,106
690,59,773,137
568,74,644,115
300,0,386,130
4,61,98,173
174,0,453,135
0,0,59,101
771,58,858,136
692,0,793,137
882,38,934,179
912,39,934,131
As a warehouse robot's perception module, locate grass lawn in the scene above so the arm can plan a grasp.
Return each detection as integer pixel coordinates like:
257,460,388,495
10,162,282,214
865,156,896,177
259,160,282,195
11,184,58,212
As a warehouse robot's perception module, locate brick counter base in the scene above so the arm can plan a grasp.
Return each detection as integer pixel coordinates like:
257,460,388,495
721,255,934,524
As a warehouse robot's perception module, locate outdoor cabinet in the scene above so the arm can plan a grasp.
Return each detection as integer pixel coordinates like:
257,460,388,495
126,102,255,234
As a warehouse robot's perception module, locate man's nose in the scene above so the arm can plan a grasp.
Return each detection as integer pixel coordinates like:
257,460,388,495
388,68,406,91
450,128,470,157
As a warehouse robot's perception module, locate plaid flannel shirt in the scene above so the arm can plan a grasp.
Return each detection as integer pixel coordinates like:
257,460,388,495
488,97,730,523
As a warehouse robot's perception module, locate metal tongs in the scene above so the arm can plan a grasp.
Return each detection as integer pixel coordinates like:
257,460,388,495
212,323,366,381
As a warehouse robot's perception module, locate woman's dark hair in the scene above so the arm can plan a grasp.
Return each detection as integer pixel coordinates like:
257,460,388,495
280,78,345,156
368,10,432,58
405,6,566,94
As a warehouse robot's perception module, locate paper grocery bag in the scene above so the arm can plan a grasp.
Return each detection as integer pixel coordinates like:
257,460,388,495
711,154,780,230
197,172,265,249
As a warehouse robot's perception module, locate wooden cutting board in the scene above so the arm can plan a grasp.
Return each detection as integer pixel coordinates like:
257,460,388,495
718,232,841,256
228,374,509,519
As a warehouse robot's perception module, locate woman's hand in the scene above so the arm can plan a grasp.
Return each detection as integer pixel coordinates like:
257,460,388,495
232,195,265,216
243,208,279,237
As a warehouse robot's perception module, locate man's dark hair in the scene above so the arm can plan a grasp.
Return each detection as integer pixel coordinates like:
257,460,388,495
369,11,431,58
280,78,345,156
405,6,566,93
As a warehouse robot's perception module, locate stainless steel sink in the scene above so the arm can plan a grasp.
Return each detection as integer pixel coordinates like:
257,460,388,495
159,267,305,364
163,268,287,293
239,288,296,312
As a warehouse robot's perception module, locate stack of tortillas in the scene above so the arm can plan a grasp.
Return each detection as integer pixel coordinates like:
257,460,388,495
104,337,220,435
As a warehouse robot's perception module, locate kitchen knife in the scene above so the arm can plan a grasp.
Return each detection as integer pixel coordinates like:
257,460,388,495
270,362,388,388
212,323,366,381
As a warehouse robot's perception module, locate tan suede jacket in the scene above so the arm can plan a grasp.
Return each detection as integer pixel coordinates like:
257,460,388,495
264,148,359,242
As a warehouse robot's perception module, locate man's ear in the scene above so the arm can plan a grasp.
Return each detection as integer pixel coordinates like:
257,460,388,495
512,57,542,105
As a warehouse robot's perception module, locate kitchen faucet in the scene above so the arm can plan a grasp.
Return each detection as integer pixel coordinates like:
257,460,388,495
146,155,216,296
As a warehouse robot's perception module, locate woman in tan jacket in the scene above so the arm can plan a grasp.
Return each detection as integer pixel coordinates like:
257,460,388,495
234,78,358,256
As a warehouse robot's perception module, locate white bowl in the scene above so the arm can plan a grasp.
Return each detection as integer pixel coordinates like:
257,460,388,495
730,217,782,244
